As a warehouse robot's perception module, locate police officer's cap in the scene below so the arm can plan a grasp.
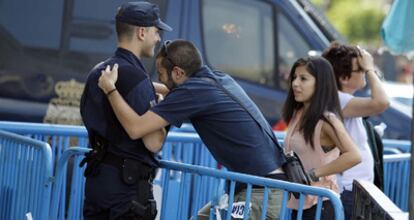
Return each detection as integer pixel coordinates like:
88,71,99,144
116,1,172,31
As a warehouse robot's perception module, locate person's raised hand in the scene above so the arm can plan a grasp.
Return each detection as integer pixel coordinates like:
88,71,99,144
98,64,119,94
356,46,375,72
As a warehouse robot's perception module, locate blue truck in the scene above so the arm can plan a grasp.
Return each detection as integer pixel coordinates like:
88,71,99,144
0,0,411,139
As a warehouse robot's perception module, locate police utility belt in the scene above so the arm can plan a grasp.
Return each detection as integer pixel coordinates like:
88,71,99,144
80,142,155,183
102,152,155,184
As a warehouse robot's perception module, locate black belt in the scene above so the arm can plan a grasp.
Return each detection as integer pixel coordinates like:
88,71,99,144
265,173,288,181
101,152,155,181
251,173,288,189
234,173,288,193
102,152,124,169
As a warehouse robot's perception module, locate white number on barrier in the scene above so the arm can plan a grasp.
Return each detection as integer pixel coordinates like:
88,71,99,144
231,201,251,219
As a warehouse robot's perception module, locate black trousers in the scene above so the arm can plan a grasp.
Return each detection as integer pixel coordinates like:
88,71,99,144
83,164,155,220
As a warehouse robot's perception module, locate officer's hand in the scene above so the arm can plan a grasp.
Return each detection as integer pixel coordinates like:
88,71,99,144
156,93,164,103
98,64,118,94
153,82,170,96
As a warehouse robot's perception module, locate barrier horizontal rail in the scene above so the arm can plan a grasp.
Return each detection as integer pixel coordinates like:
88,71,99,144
0,121,88,137
0,130,53,220
382,139,411,152
0,121,89,169
171,123,412,150
384,147,403,155
0,121,410,151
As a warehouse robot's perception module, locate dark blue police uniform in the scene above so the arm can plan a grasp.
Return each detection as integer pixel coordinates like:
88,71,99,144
79,1,171,219
151,66,286,176
80,48,158,220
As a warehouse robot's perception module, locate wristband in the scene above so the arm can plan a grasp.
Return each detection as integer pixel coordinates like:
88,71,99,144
365,69,375,74
308,168,319,182
106,88,117,96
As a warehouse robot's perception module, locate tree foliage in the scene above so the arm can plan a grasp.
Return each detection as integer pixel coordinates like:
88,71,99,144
311,0,386,46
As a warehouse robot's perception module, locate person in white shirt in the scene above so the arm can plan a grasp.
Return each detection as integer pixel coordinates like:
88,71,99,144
322,42,390,220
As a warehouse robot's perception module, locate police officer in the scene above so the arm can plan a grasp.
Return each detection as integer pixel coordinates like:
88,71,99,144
80,2,171,220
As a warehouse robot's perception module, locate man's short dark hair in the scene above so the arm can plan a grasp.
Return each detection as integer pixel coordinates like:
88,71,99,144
156,40,203,76
322,42,360,90
115,20,135,41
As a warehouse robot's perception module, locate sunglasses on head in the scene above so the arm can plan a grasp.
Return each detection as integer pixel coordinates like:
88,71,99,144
162,40,177,67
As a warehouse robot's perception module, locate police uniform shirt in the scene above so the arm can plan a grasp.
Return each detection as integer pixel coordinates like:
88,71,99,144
80,48,158,167
151,66,282,176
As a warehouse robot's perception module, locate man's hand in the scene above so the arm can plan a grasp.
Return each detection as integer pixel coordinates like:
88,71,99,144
98,64,119,94
356,46,375,71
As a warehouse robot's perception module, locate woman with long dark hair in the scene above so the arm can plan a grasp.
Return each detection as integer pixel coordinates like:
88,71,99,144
283,56,361,219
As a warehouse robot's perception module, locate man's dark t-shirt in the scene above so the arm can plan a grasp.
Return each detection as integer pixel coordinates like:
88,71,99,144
151,66,284,176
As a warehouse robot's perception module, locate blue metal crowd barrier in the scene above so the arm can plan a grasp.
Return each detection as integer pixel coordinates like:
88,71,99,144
383,153,411,212
0,121,89,220
0,121,412,216
0,121,218,219
0,130,53,220
51,147,344,220
49,147,409,219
